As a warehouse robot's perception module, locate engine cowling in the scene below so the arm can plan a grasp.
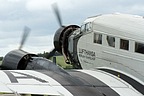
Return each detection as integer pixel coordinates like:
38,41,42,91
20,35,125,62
53,26,66,53
1,50,37,70
53,25,80,64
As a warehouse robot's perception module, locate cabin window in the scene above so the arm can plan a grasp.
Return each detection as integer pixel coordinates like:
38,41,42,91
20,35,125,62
120,39,129,50
94,33,102,44
107,36,115,47
135,42,144,54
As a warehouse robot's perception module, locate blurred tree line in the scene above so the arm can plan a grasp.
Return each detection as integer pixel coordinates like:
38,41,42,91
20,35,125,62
37,51,49,58
0,52,49,61
37,51,61,58
0,51,49,61
0,57,3,61
0,51,61,61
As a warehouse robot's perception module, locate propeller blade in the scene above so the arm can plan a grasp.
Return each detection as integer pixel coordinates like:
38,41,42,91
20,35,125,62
52,3,62,27
19,26,31,50
46,48,56,59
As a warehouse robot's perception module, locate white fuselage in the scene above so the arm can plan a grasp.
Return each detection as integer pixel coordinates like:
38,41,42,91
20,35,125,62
77,13,144,84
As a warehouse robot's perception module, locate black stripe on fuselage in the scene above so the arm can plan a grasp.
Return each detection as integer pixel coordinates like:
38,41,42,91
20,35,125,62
99,68,144,95
39,70,120,96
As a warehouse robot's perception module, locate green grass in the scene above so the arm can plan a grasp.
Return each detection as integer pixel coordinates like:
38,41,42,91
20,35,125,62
0,61,2,65
51,56,73,69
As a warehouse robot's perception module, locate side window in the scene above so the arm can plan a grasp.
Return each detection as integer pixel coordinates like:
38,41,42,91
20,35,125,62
94,33,102,44
120,39,129,50
107,36,115,47
135,42,144,54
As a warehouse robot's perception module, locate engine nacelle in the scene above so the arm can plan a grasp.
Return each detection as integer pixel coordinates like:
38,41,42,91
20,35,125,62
53,25,81,68
54,25,80,54
54,26,66,53
1,50,37,70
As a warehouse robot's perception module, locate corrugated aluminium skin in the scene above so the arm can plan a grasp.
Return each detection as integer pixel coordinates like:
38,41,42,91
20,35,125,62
77,13,144,85
85,13,144,42
0,70,143,96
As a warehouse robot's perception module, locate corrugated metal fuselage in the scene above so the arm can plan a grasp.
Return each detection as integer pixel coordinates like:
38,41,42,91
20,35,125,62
77,13,144,86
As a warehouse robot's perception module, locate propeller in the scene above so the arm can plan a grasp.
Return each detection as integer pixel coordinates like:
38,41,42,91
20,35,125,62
52,3,63,27
46,3,63,59
19,26,31,50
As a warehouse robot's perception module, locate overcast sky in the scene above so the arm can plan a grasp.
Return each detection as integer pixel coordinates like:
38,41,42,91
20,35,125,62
0,0,144,56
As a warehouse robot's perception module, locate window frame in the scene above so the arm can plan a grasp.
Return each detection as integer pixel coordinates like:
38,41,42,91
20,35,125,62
135,42,144,54
120,39,129,50
94,33,102,44
106,35,115,47
80,22,92,33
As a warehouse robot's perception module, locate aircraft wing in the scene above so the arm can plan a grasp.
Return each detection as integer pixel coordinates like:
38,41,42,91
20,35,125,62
0,70,143,96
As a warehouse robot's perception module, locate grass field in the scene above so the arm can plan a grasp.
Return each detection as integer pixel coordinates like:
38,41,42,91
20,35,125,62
51,56,73,69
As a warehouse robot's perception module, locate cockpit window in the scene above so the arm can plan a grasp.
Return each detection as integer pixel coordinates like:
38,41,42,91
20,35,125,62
120,39,129,50
85,22,92,31
80,24,85,32
135,42,144,54
107,36,115,47
94,33,102,44
80,22,92,33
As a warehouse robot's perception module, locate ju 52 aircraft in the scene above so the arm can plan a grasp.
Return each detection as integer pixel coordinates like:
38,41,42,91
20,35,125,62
0,4,143,96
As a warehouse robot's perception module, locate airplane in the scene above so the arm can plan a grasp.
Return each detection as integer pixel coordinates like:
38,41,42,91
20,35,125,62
0,4,143,96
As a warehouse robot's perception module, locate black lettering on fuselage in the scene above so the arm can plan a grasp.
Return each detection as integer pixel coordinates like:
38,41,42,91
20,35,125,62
3,71,48,83
79,48,96,60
